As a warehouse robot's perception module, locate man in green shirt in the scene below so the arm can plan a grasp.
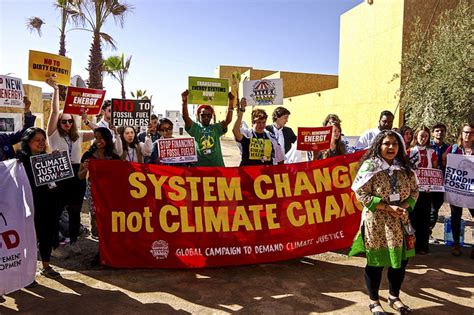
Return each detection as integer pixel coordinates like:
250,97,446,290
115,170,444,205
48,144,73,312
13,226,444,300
181,90,234,166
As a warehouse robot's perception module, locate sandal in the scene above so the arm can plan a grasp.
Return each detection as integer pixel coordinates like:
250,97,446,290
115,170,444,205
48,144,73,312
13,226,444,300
388,296,412,314
368,302,387,315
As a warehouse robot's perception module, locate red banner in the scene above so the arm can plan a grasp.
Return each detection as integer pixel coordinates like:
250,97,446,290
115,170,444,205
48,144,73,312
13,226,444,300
64,86,106,115
297,126,333,151
89,151,364,268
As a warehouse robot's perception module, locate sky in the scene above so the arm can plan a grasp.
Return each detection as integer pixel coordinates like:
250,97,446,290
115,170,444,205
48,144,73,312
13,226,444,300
0,0,362,114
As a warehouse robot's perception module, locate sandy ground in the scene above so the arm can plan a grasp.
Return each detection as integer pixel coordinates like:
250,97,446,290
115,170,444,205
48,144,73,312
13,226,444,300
1,137,473,314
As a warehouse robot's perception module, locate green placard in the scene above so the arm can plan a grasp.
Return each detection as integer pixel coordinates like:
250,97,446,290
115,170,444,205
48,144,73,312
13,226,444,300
188,76,229,106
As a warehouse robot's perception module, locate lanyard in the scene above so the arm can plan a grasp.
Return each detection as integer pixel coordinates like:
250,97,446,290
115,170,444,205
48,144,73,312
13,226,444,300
384,170,398,194
64,136,73,158
201,126,211,139
127,148,135,162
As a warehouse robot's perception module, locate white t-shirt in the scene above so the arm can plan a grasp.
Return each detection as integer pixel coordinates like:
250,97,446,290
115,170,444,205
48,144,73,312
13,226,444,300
356,128,380,149
48,129,85,164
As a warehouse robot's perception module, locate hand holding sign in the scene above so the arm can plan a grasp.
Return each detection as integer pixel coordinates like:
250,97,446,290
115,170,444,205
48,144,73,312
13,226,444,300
23,97,31,113
181,90,189,104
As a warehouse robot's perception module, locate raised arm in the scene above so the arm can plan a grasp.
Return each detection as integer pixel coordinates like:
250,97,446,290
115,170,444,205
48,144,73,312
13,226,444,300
233,97,247,142
181,90,193,129
81,109,98,130
46,78,60,137
220,92,235,130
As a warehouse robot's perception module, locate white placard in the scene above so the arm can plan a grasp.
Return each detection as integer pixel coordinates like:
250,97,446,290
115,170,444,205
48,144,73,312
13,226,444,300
0,75,24,107
243,79,283,106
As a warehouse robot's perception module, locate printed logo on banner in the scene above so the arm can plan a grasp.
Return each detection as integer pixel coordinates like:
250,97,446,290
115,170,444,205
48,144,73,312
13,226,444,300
297,127,333,151
111,99,151,127
0,75,24,107
243,79,283,106
150,240,169,259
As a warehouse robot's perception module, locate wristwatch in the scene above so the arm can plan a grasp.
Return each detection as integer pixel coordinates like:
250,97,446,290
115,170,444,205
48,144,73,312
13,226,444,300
239,108,246,112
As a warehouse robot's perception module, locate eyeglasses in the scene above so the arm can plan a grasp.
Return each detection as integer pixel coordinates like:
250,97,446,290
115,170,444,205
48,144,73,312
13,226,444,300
463,131,473,134
61,119,74,124
159,127,173,132
200,114,212,118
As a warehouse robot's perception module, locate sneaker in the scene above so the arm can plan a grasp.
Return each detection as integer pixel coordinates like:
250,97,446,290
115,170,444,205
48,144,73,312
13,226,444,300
68,242,82,255
41,267,61,279
51,246,70,259
24,280,38,289
452,244,462,256
429,235,439,244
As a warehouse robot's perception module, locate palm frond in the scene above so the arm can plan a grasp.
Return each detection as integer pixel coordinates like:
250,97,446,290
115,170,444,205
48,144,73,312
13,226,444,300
26,17,45,36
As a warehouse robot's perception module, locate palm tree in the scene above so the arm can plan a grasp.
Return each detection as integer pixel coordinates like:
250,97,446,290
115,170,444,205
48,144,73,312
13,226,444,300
131,89,152,101
26,0,82,99
75,0,133,89
103,53,132,99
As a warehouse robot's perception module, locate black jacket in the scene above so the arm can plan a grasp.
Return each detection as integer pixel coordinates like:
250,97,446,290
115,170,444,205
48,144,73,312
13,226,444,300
265,125,297,154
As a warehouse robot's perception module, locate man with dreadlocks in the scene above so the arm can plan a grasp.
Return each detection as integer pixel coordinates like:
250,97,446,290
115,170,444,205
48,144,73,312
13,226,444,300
181,89,234,166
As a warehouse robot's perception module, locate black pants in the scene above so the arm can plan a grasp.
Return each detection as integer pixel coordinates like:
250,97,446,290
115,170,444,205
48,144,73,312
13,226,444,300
365,260,409,300
429,192,444,231
35,203,60,263
57,164,86,244
409,192,431,252
450,205,474,245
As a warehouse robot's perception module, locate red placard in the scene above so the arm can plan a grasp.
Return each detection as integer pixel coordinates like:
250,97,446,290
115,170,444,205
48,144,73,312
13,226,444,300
89,151,364,268
415,168,444,192
297,126,333,151
64,86,106,115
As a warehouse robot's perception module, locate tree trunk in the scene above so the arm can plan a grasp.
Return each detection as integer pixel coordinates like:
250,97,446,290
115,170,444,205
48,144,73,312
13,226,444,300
58,31,67,101
121,85,126,99
88,32,103,89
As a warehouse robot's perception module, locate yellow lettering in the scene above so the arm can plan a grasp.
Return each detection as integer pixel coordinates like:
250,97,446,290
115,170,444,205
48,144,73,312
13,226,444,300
287,201,305,227
180,206,195,232
231,206,253,231
160,205,179,233
111,211,126,232
148,174,168,199
126,212,142,232
203,177,217,201
265,203,280,229
204,206,229,232
274,173,291,198
168,176,186,201
194,206,204,232
186,177,201,201
312,168,332,192
248,205,264,230
254,175,273,199
294,172,316,196
324,195,340,222
143,207,154,232
129,172,147,199
305,199,323,224
333,166,350,189
217,177,242,201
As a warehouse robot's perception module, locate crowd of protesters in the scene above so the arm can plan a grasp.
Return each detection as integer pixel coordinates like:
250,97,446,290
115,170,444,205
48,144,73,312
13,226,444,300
1,80,473,312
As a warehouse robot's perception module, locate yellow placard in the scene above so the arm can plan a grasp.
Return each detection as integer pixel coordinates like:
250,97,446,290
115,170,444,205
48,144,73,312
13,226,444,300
28,50,72,86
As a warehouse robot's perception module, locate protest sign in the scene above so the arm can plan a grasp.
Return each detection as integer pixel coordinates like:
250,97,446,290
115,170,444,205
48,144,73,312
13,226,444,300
0,75,24,107
28,50,72,86
297,127,333,151
89,151,364,268
64,87,106,115
243,79,283,106
444,154,473,208
158,137,197,164
415,168,444,192
188,77,229,106
0,160,37,295
30,151,74,186
111,99,151,127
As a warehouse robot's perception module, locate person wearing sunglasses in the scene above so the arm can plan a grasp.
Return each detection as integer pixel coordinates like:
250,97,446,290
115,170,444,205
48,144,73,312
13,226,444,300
149,118,192,166
45,78,96,257
181,89,234,166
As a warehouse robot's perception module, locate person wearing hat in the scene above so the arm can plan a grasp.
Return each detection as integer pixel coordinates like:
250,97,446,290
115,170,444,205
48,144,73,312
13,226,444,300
181,90,234,166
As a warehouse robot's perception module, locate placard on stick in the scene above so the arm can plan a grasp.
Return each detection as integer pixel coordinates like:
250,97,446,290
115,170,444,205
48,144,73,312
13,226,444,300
111,99,151,127
64,87,106,115
158,137,197,164
415,168,444,192
297,127,333,151
243,79,283,106
0,75,24,107
30,151,74,186
28,50,72,86
188,76,229,106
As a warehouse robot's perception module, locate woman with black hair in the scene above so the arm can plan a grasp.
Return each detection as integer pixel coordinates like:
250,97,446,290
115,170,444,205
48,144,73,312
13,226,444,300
16,127,61,279
314,122,346,160
350,130,418,315
119,126,152,163
78,127,120,239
